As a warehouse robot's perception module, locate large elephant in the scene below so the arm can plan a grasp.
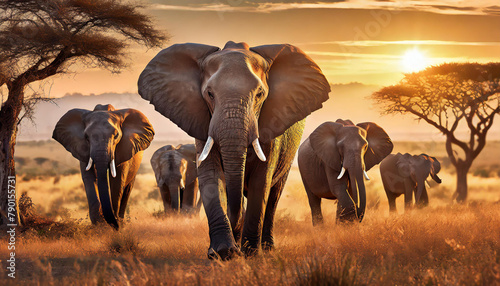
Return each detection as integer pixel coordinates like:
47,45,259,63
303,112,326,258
380,153,442,212
138,41,330,259
298,119,393,225
150,144,201,214
52,104,154,229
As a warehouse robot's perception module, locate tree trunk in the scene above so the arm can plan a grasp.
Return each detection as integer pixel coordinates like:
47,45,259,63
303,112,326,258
0,85,23,226
454,162,470,203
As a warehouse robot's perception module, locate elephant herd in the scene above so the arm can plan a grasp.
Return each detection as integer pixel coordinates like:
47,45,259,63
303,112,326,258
52,41,442,260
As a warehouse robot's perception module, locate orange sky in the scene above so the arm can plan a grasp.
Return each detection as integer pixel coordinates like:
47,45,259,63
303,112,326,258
32,0,500,98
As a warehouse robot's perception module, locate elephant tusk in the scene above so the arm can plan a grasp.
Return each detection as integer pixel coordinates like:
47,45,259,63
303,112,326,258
252,138,267,162
198,136,214,163
337,166,346,180
85,157,93,171
425,180,431,188
363,170,370,180
110,159,117,178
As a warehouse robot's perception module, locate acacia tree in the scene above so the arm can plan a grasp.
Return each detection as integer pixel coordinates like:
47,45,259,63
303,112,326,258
0,0,166,225
373,63,500,202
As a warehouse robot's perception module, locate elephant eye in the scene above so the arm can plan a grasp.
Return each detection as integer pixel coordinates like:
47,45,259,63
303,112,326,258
207,90,214,100
256,89,265,99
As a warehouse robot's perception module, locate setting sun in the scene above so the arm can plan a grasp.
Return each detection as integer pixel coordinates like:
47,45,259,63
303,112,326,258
402,48,427,73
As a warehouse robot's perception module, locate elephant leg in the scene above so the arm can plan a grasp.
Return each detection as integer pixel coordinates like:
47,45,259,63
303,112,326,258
169,185,181,212
182,181,197,215
403,178,414,212
305,189,323,226
80,162,102,224
261,168,290,251
118,179,134,219
159,184,172,213
241,171,272,257
309,194,323,226
334,183,357,222
197,141,238,260
336,193,357,222
385,191,398,213
417,187,429,208
194,179,202,214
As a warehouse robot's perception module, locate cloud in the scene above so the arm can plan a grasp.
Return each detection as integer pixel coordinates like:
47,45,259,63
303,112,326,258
306,51,401,59
150,0,500,16
483,5,500,15
427,5,477,12
296,40,500,48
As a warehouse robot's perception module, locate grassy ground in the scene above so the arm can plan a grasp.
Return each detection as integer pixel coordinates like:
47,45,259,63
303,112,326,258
1,141,499,285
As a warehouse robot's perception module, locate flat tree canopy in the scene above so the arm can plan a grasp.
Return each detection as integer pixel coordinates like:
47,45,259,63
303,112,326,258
0,0,167,225
373,63,500,201
0,0,166,79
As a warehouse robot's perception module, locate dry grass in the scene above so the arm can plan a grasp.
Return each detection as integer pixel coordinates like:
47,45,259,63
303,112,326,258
0,141,499,284
1,203,499,285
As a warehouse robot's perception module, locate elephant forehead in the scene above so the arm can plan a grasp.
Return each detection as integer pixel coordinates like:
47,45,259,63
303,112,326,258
83,112,121,131
339,126,367,143
203,50,268,76
161,151,184,167
84,111,121,124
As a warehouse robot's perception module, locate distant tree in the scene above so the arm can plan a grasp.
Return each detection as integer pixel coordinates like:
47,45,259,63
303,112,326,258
372,63,500,202
0,0,167,226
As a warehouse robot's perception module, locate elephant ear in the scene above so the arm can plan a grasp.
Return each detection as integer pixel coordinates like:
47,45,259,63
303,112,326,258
52,109,90,162
114,109,155,165
138,43,220,140
309,122,344,171
175,144,197,164
357,122,394,171
251,44,331,142
335,119,354,126
421,154,442,183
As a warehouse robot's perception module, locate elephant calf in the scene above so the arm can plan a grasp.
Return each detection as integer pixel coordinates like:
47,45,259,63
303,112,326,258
298,119,393,225
380,153,442,212
53,104,154,229
150,144,200,215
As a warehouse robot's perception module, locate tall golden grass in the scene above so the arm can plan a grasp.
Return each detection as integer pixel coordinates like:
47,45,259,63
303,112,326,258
0,141,499,284
1,202,499,285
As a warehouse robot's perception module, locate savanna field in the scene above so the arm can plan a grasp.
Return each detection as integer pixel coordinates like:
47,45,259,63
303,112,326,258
1,141,499,285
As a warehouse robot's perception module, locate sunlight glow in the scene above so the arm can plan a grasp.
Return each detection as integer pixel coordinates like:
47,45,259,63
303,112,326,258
402,48,427,73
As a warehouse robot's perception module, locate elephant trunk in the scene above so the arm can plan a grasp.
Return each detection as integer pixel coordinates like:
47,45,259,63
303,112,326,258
351,168,366,221
168,182,181,212
216,112,249,241
95,161,119,229
345,159,367,222
431,173,442,184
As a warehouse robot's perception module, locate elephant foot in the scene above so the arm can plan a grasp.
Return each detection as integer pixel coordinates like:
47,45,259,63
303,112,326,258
312,218,324,227
261,235,274,252
337,208,360,223
261,241,274,252
241,246,259,257
241,239,261,257
336,215,359,224
89,212,105,225
207,243,241,261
